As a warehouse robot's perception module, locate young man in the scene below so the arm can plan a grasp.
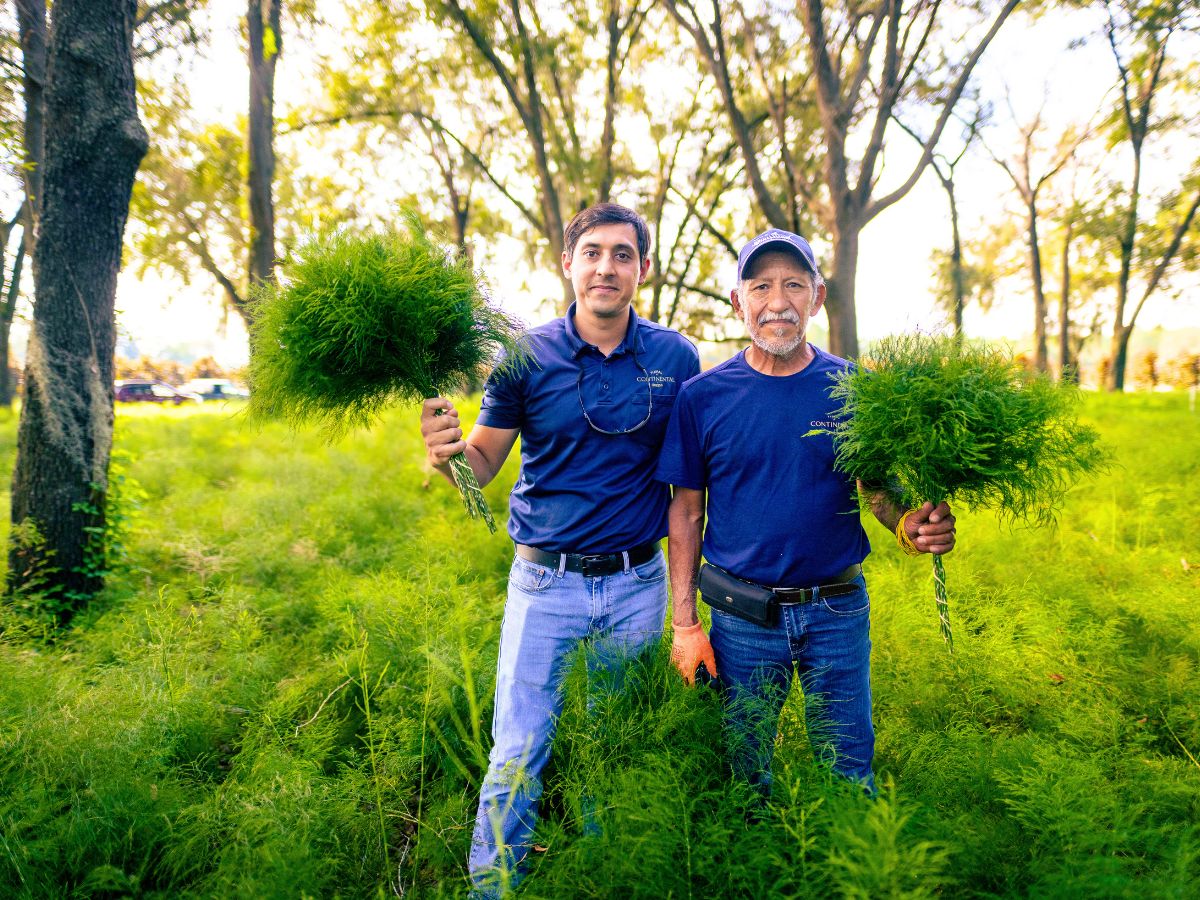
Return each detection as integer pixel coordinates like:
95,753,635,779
420,203,699,896
655,228,956,793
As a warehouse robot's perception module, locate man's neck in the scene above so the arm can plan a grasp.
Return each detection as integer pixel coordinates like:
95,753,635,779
744,341,816,376
575,305,632,356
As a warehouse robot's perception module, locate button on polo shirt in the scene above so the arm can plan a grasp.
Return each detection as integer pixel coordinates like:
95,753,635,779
477,303,700,554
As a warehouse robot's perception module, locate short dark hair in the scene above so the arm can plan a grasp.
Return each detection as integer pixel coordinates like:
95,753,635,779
563,203,651,262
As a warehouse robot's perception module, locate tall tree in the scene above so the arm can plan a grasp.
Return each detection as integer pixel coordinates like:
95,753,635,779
1099,0,1200,390
667,0,1020,357
897,104,986,339
247,0,282,301
8,0,148,609
984,103,1086,373
0,202,25,404
430,0,652,307
129,78,353,327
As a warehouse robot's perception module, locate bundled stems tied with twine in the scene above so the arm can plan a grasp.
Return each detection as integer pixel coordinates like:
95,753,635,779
433,405,496,533
932,553,951,651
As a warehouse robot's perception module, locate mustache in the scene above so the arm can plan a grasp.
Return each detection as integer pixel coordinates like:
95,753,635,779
757,310,801,326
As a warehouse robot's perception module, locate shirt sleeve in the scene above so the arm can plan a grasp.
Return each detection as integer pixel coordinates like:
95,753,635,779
476,348,525,429
685,343,701,381
654,384,705,489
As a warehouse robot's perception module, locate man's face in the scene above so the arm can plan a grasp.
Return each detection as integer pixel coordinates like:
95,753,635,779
731,249,826,358
562,223,650,320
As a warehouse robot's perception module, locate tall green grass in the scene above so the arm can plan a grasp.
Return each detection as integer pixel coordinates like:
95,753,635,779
1,394,1197,897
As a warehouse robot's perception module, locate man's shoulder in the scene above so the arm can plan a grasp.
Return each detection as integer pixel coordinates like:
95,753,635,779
811,344,853,372
678,352,744,395
527,315,568,341
638,317,700,354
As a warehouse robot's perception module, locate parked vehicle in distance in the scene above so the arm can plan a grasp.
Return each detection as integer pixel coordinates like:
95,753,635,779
178,378,251,401
114,380,203,405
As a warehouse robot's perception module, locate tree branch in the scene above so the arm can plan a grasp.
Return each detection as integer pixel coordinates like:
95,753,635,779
866,0,1021,221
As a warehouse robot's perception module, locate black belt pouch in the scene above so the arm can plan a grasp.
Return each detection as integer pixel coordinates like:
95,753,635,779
698,563,777,627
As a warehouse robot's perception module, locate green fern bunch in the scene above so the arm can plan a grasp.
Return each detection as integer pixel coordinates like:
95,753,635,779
247,211,528,530
816,333,1108,647
248,213,525,438
828,333,1106,524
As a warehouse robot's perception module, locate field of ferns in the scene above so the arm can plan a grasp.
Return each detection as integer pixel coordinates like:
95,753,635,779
1,391,1197,898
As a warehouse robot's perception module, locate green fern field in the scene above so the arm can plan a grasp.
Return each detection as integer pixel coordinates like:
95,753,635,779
1,393,1197,898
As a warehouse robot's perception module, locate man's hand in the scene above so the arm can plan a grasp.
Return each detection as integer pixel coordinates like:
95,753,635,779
671,621,717,685
420,397,465,471
902,501,957,555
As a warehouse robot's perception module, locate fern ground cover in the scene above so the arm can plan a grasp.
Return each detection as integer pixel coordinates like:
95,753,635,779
1,393,1197,898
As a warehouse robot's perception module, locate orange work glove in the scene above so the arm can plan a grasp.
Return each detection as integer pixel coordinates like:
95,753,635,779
671,622,717,685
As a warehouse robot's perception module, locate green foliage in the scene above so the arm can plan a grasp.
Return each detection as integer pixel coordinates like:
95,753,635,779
1,395,1198,897
825,333,1108,524
247,212,527,441
65,450,147,607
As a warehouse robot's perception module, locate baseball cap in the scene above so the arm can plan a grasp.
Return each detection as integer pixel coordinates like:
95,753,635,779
736,229,817,281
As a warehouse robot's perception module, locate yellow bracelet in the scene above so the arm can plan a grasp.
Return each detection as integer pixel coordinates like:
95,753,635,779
896,510,922,556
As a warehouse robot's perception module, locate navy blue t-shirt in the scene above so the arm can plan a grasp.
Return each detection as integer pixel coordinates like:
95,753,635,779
655,347,870,586
477,303,700,553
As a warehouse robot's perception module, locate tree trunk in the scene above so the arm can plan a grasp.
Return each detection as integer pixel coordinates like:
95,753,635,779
1058,218,1074,383
826,222,861,359
1109,324,1132,392
15,0,46,246
247,0,281,310
1027,200,1048,372
1107,143,1141,392
948,181,964,339
0,230,27,406
8,0,148,611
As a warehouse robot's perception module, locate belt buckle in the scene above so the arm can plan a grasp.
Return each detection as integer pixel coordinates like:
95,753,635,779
578,554,612,578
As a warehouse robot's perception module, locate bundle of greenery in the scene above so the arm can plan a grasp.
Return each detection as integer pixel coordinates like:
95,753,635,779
247,213,527,532
814,333,1108,649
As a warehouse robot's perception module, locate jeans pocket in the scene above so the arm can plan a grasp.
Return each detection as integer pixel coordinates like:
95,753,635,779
820,584,870,617
629,552,666,584
510,557,554,593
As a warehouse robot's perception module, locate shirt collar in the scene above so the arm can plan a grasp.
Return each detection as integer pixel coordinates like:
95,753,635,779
564,302,645,358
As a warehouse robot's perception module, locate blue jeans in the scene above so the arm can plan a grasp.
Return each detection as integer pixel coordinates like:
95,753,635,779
709,574,875,795
469,550,668,897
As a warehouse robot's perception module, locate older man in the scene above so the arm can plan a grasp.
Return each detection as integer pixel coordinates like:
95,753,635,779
421,203,699,895
655,228,955,793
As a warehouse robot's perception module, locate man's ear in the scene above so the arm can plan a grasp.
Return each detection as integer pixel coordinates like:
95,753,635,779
561,250,572,279
811,282,827,315
730,287,743,317
638,256,651,285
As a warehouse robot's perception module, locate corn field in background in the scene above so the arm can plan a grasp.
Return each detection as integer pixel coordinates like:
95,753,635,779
1,393,1197,898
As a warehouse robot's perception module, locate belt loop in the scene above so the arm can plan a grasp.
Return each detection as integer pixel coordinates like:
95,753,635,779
621,550,631,574
556,554,567,578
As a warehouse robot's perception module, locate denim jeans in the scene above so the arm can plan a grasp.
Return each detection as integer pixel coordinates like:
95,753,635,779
709,574,875,795
469,549,668,897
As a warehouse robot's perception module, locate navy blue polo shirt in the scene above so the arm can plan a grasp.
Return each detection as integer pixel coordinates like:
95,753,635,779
477,303,700,553
655,347,870,586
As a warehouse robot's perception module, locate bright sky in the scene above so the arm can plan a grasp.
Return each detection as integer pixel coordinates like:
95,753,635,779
36,0,1194,369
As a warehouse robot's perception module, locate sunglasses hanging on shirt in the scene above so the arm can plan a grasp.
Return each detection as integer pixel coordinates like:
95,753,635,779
576,350,655,435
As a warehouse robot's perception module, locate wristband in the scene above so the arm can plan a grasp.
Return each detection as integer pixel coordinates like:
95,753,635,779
896,510,922,556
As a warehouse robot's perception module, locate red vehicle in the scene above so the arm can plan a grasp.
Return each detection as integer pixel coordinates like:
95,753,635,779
114,380,202,405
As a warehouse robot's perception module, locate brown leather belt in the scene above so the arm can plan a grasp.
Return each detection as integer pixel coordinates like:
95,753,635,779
772,563,863,605
516,541,659,578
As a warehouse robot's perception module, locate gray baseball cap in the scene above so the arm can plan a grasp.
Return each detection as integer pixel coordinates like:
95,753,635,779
736,229,817,281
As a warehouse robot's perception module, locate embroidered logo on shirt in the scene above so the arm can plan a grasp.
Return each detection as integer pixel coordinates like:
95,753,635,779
637,370,677,389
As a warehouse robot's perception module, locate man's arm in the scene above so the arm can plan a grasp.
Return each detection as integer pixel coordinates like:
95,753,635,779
420,398,519,488
859,481,957,555
667,486,717,683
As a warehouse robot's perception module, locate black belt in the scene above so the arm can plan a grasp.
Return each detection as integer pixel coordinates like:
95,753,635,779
516,541,659,578
772,564,863,605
